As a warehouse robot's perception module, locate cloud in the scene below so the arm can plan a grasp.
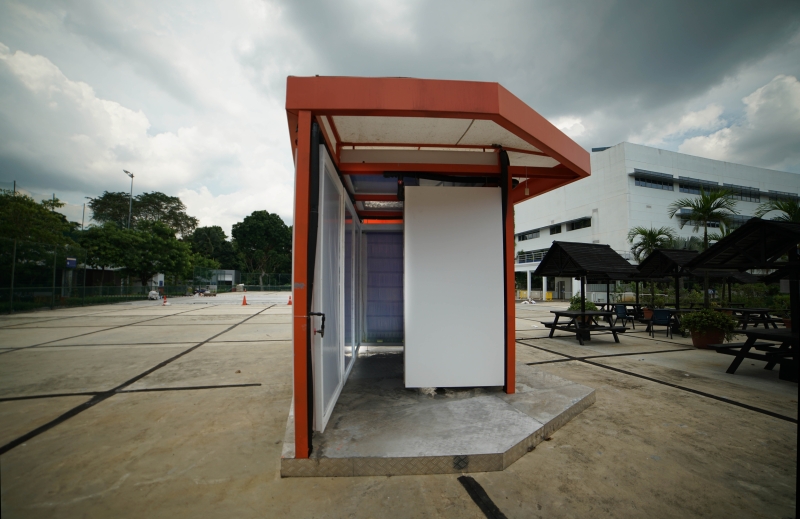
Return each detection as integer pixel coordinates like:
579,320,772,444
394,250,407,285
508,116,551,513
0,39,294,234
678,75,800,171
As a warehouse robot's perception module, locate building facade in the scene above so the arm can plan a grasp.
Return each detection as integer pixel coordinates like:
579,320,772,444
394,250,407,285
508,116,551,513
515,142,800,299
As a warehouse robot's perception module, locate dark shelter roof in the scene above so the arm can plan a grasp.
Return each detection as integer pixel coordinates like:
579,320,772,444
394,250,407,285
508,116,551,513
684,219,800,271
533,241,638,280
636,249,698,279
701,270,761,284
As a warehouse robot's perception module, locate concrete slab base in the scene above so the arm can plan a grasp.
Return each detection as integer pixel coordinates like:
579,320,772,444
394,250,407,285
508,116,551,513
281,351,595,477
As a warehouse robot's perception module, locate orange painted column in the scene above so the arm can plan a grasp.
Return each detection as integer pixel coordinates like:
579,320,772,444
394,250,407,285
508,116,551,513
504,162,516,394
292,111,312,458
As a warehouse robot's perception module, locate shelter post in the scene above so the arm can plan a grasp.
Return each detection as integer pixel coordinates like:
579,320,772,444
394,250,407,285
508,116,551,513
791,247,799,344
635,281,639,305
291,110,312,458
606,282,610,306
580,275,585,312
675,275,680,311
542,276,547,298
526,271,531,300
502,152,515,394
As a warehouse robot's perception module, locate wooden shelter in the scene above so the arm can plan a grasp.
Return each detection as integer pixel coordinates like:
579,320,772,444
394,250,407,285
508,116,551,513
533,242,638,310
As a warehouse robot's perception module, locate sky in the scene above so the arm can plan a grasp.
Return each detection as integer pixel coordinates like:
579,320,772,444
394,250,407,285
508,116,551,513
1,0,799,235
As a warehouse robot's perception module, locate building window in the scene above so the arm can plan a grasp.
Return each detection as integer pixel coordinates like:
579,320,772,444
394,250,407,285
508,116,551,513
634,176,673,190
723,184,760,203
769,190,798,201
568,218,591,231
550,225,562,235
517,249,548,264
517,229,540,242
678,177,719,194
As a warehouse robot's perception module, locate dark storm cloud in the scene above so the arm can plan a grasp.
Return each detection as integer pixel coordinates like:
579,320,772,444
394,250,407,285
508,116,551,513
275,0,800,116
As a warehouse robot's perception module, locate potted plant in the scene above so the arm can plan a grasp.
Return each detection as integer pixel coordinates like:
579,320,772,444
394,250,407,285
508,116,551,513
679,309,738,349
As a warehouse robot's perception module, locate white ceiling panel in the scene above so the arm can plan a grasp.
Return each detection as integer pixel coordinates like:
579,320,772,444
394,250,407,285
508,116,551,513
341,149,497,165
507,152,560,168
332,116,472,145
458,120,542,152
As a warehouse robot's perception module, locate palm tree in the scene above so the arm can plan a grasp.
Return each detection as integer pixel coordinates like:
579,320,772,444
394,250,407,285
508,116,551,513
668,189,738,307
627,226,677,307
627,226,677,262
754,198,800,223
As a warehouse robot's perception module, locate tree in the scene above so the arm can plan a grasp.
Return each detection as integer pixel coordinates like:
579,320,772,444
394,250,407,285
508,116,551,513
118,221,192,286
627,226,677,262
0,190,74,244
232,211,291,284
754,198,800,223
668,235,704,251
668,189,738,307
191,225,241,270
88,191,199,236
77,223,127,283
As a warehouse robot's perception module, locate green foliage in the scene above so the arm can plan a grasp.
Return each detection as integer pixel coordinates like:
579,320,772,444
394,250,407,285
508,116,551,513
754,199,800,223
184,253,221,281
88,191,199,236
770,294,791,318
568,294,598,311
119,221,192,285
626,226,677,262
191,225,241,270
232,211,291,280
77,223,127,271
679,309,739,342
0,190,74,244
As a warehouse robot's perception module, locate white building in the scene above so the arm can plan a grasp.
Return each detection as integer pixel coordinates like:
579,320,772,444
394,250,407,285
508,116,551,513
515,142,800,300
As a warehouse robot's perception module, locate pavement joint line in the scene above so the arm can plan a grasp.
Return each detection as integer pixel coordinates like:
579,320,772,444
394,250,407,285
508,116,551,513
0,305,215,356
524,347,694,365
517,339,798,424
0,384,265,402
457,475,508,519
0,306,271,456
117,383,262,393
29,338,290,348
0,391,102,402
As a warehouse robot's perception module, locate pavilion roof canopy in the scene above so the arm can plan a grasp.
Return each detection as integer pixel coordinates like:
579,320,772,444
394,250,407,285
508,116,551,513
285,76,590,220
684,219,800,272
533,241,638,280
636,249,698,279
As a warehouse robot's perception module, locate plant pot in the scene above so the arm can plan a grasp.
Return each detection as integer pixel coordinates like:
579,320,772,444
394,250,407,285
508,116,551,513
690,329,725,349
642,308,653,320
783,319,792,330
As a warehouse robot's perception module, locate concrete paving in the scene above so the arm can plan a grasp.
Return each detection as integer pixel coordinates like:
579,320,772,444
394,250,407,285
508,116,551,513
0,296,796,518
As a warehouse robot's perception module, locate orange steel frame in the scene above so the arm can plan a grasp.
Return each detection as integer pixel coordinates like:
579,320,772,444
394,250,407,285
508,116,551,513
287,77,590,458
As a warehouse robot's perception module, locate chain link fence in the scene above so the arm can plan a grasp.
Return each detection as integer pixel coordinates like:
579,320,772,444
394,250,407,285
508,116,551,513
0,237,189,313
192,267,290,293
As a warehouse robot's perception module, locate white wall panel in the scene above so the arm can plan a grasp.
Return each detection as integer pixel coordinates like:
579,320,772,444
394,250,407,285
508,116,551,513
404,186,505,388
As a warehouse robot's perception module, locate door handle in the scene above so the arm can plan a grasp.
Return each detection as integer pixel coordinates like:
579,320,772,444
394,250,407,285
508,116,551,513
310,312,325,338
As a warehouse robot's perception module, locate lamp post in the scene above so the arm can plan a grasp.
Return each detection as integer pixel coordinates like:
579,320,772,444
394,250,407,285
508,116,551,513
123,170,134,229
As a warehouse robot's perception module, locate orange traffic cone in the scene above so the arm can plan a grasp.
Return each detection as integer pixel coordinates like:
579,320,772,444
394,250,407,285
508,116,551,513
288,295,292,306
242,295,248,306
162,295,167,306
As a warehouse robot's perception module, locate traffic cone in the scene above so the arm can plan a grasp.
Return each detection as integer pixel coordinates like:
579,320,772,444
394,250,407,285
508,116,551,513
242,295,248,306
288,295,292,306
162,295,167,306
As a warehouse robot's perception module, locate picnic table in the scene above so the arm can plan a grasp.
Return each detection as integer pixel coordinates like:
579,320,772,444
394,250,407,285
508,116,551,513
716,307,780,330
711,328,798,381
542,310,627,345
